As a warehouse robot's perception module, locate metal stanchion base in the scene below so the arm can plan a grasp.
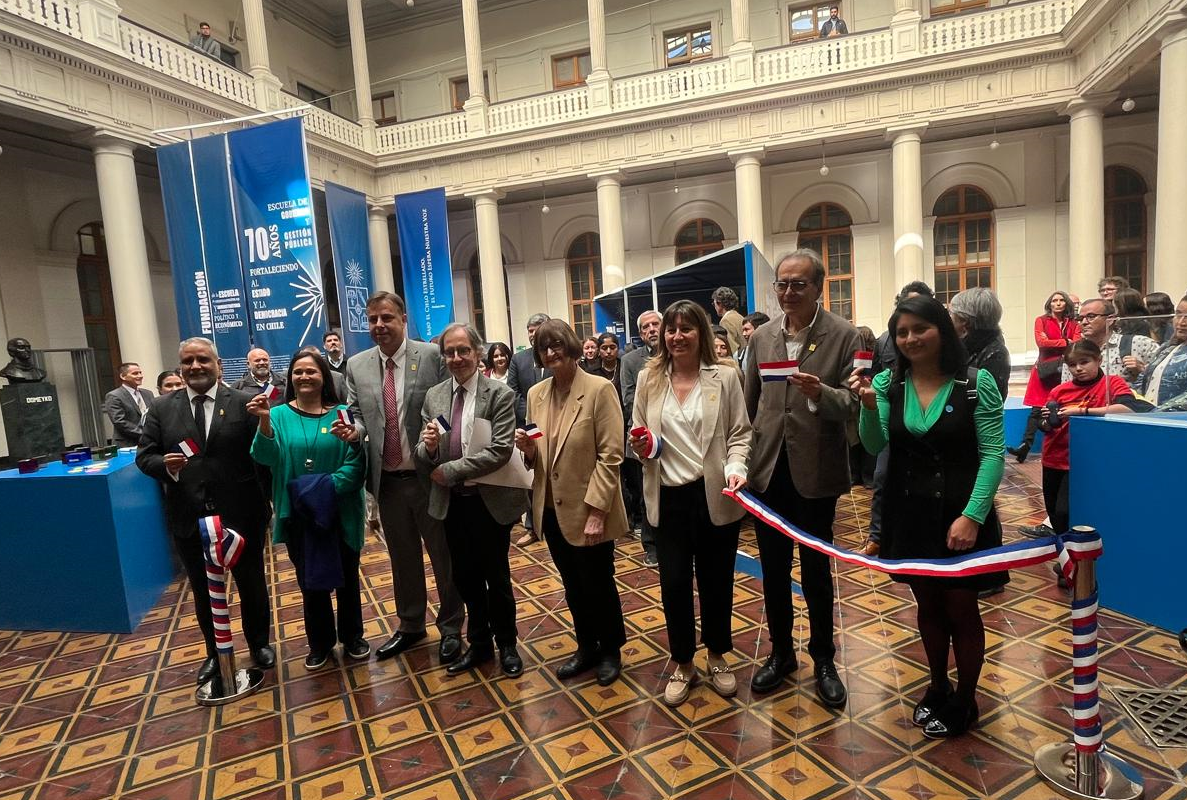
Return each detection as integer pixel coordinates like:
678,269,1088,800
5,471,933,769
1035,743,1144,800
195,668,265,707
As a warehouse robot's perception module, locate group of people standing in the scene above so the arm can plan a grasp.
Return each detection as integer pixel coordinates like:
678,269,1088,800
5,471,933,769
131,247,1048,742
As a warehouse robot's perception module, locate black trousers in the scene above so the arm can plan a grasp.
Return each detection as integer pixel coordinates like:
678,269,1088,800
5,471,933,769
443,493,517,647
174,526,271,659
754,455,839,663
542,507,626,655
655,480,741,664
1042,466,1070,534
285,533,363,653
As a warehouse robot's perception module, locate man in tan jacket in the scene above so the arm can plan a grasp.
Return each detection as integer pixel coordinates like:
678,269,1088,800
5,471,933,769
743,249,861,709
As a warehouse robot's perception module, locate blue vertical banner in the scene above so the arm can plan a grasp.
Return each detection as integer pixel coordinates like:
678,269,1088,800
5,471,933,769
227,117,325,368
394,187,454,341
324,182,374,358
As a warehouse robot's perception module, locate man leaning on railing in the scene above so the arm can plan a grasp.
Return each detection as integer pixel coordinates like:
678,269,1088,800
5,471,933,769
190,22,221,59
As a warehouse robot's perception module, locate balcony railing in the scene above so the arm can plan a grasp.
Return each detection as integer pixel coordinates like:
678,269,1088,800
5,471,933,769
119,19,255,106
611,58,732,109
921,0,1075,53
377,111,469,151
0,0,80,37
488,85,589,134
756,29,893,83
298,103,365,149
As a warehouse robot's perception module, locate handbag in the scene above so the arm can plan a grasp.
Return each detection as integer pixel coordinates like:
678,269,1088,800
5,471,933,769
1036,357,1062,382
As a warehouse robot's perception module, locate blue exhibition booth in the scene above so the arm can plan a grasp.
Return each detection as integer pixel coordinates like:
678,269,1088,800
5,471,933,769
592,242,777,346
0,452,176,633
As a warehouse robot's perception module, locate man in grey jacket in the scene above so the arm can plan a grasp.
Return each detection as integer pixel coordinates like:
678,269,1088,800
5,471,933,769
619,309,662,566
189,22,221,59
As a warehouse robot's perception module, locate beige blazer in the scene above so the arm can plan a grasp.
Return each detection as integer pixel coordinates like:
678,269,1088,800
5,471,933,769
632,362,751,527
526,368,629,546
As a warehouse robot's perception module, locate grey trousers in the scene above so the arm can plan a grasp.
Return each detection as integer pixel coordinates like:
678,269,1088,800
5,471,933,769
377,471,465,637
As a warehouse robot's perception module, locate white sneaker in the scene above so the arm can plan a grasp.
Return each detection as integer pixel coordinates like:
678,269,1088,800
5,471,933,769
707,654,737,697
663,663,699,707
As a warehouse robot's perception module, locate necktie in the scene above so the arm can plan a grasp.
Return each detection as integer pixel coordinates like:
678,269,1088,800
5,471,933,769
133,390,147,415
193,395,208,449
448,386,465,461
382,358,403,470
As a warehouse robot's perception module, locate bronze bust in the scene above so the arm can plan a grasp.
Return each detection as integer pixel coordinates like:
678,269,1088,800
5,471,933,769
0,338,47,384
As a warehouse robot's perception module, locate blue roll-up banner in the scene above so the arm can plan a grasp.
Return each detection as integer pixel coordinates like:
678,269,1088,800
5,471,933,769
324,182,374,358
156,117,325,375
228,118,325,370
394,187,454,341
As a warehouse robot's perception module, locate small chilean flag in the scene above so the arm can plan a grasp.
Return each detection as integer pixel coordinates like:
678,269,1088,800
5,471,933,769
523,422,544,440
854,350,874,373
759,360,799,381
630,426,663,459
435,414,452,433
179,438,200,457
262,384,282,402
337,408,354,426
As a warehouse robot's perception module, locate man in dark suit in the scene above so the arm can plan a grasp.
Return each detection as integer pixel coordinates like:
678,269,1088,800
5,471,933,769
337,291,464,664
103,362,155,445
506,312,551,426
136,337,274,685
619,309,662,564
232,347,287,401
743,248,861,709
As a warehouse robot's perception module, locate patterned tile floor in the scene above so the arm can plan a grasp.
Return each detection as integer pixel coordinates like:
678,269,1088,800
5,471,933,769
2,460,1186,800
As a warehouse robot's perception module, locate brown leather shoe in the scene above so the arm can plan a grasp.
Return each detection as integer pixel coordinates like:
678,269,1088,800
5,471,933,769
861,540,880,557
515,531,538,547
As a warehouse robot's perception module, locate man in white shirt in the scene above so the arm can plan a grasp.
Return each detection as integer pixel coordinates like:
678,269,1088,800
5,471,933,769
103,362,155,445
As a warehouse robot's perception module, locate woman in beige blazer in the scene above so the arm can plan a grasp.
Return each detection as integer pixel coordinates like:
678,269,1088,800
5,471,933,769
630,300,751,707
514,319,628,686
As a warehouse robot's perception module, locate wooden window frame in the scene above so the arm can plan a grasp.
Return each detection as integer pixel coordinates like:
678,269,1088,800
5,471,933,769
296,81,332,112
76,222,122,392
932,185,995,305
551,50,592,90
796,202,855,322
928,0,988,15
450,72,490,111
674,218,725,265
664,24,713,67
371,91,398,125
788,2,839,42
1104,165,1148,294
468,255,486,341
566,232,603,339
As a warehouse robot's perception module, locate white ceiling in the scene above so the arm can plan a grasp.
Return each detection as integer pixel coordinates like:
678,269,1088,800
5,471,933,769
265,0,533,44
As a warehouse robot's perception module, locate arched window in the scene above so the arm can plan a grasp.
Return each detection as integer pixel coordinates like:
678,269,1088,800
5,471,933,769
932,186,994,306
1105,166,1148,293
567,232,603,339
796,202,854,322
76,222,121,391
675,218,724,265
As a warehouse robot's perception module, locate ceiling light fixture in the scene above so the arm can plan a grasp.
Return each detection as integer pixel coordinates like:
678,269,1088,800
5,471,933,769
1121,66,1135,112
819,140,830,177
540,184,550,215
673,163,679,194
989,117,1000,150
406,0,415,7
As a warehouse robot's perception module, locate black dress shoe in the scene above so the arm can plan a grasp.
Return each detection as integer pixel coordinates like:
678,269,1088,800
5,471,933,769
446,643,494,675
196,656,219,685
251,645,276,670
912,682,953,727
922,698,979,739
595,652,622,686
1006,445,1030,463
376,630,426,660
750,651,798,694
556,650,598,679
499,645,523,677
814,662,847,708
438,634,462,664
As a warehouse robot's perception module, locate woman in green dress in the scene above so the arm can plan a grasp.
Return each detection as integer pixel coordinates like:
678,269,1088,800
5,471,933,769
248,351,367,671
848,295,1006,739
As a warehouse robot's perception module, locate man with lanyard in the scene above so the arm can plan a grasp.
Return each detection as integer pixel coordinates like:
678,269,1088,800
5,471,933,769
743,248,861,708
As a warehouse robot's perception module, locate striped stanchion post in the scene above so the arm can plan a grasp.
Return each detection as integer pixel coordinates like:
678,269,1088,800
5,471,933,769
195,515,265,707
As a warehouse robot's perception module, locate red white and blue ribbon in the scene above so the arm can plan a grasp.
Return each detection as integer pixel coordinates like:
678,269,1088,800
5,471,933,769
199,515,245,655
759,360,799,381
179,438,199,458
435,414,452,433
724,487,1104,753
854,350,874,374
523,422,544,440
262,384,282,402
337,408,354,426
630,426,663,459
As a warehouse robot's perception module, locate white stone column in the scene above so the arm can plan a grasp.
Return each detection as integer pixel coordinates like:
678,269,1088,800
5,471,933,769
76,0,122,53
461,0,489,133
1153,27,1187,295
1066,98,1108,299
730,148,766,258
728,0,755,86
242,0,281,108
586,0,612,111
470,190,510,345
368,206,395,294
891,0,923,59
591,171,626,292
92,135,163,381
889,125,927,288
346,0,376,148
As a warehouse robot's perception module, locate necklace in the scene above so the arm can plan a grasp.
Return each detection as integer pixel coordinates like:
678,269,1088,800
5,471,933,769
292,403,326,472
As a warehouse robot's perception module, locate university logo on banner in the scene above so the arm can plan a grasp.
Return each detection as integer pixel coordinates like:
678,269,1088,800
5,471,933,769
324,182,374,357
395,188,454,341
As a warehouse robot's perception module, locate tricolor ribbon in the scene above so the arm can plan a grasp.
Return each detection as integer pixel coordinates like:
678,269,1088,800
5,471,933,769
630,426,663,459
337,408,354,426
435,414,452,433
523,422,544,440
854,350,874,374
198,515,245,655
179,438,199,458
723,487,1104,753
759,360,799,381
262,384,282,402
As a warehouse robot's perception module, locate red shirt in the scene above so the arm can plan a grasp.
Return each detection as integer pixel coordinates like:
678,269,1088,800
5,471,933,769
1041,375,1132,470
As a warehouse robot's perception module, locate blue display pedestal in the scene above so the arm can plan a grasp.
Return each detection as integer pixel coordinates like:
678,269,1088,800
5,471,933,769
1004,397,1043,452
1069,414,1187,633
0,452,176,633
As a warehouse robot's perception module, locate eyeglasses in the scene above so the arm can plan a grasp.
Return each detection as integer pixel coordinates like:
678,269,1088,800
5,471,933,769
772,280,812,294
539,342,566,355
443,346,473,359
1078,313,1108,322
